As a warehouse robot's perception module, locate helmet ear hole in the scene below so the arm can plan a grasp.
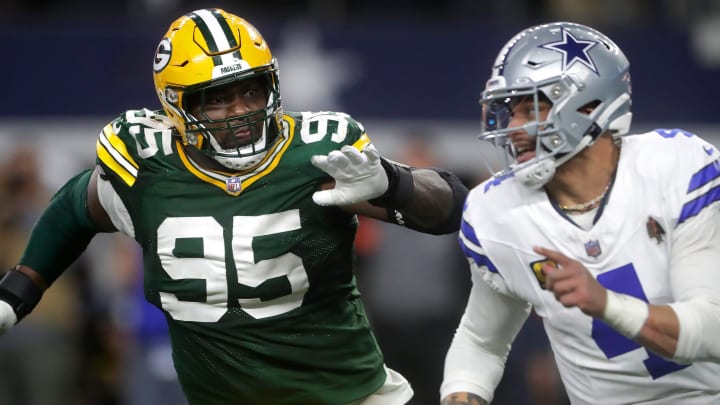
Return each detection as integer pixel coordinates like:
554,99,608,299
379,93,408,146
538,92,553,104
183,92,200,115
578,100,600,114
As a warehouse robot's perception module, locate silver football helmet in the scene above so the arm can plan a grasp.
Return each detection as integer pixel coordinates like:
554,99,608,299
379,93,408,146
479,22,632,188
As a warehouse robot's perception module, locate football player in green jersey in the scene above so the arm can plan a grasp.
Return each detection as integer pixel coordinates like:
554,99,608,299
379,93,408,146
0,8,467,405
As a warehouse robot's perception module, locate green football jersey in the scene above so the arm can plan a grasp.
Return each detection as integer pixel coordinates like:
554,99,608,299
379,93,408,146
95,108,386,404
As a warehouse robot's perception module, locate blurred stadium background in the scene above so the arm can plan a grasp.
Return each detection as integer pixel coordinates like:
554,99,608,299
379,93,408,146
0,1,718,404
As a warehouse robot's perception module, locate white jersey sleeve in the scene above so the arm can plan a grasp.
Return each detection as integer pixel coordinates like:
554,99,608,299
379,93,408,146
668,204,720,363
96,172,135,238
441,215,531,401
660,130,720,363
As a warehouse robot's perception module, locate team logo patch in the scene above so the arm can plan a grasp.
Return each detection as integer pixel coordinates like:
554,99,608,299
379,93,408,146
226,176,242,194
646,216,665,244
529,259,557,289
153,38,172,72
540,27,599,74
584,240,602,258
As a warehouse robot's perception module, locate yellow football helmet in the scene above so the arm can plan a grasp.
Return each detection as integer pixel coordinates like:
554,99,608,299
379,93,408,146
153,8,283,170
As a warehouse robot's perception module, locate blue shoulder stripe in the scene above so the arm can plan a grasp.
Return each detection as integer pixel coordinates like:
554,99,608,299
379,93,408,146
458,219,499,273
460,218,480,246
679,185,720,224
687,159,720,193
458,240,499,273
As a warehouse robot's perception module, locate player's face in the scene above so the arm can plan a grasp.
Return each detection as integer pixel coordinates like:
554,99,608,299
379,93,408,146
507,97,552,164
188,77,268,149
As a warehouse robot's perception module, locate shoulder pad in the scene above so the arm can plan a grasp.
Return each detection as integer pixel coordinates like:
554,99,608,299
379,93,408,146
96,109,174,187
289,111,367,149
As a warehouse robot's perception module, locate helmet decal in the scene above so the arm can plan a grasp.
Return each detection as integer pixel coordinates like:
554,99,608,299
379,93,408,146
188,9,242,66
540,27,600,74
153,38,172,72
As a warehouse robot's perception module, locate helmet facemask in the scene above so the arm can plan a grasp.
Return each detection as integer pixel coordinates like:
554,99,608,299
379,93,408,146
481,85,554,171
481,79,583,188
180,68,283,171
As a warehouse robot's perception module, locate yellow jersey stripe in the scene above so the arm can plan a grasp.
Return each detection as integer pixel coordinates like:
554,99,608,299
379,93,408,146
96,124,139,187
352,133,372,151
102,124,139,170
97,139,136,186
176,145,227,190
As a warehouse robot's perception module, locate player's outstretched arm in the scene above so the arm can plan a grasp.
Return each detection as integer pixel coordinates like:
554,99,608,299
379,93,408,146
384,165,467,234
312,143,468,235
0,167,115,334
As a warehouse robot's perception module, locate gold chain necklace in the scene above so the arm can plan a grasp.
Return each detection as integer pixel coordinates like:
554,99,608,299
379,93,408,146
558,183,610,213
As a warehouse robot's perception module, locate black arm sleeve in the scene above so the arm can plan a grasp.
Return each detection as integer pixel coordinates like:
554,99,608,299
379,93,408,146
390,168,468,235
369,158,415,209
366,156,468,234
0,270,42,322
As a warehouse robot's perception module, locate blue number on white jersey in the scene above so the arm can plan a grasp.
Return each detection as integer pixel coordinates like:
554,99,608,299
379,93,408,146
592,264,689,379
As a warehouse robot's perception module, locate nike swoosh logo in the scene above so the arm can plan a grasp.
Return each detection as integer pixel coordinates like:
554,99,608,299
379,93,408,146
704,145,714,156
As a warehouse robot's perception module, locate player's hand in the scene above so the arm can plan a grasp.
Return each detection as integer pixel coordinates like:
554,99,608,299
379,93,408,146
0,300,17,335
533,246,607,317
311,144,389,206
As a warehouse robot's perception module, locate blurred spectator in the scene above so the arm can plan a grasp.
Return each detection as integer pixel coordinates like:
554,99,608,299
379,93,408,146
493,313,570,405
0,145,152,405
0,144,83,405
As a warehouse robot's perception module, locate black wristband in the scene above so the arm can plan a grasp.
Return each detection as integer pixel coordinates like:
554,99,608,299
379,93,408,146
385,168,469,235
369,158,414,209
0,270,43,322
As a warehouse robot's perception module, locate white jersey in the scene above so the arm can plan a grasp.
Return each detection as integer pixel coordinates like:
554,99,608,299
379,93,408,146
456,129,720,404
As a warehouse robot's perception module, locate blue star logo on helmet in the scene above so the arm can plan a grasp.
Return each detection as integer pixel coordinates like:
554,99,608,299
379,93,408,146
541,27,599,74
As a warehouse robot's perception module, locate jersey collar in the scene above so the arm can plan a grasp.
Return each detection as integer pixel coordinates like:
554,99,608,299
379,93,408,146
176,115,296,196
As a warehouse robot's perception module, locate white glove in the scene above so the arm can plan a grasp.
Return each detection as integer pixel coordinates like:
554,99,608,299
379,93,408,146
0,301,17,334
311,144,389,206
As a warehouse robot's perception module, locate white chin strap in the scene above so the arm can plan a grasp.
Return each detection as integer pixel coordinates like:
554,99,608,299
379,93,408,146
207,125,269,171
515,158,556,189
515,133,594,189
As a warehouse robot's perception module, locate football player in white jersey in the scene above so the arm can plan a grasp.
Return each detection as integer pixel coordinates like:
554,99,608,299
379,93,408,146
441,22,720,405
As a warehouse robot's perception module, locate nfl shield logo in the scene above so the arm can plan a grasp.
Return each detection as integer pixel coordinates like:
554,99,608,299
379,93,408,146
226,177,242,194
584,240,602,258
